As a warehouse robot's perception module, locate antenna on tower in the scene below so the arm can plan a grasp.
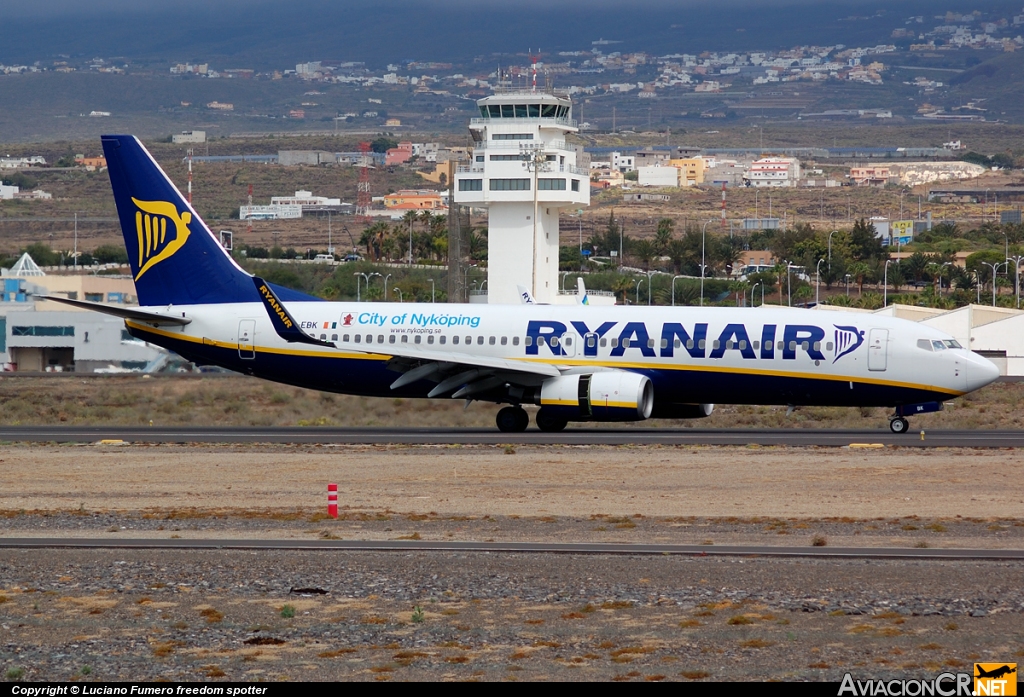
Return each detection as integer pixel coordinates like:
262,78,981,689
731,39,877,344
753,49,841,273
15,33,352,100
528,48,540,93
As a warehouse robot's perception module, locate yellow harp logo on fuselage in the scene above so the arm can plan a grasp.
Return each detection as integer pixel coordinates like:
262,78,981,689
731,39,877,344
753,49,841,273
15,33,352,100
131,198,192,281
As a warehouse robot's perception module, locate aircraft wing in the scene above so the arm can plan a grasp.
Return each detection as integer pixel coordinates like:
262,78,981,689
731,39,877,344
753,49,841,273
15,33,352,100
36,295,192,326
372,341,560,398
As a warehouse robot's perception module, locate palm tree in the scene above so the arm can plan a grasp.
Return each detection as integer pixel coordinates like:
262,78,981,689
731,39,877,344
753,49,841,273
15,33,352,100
848,261,872,296
654,218,674,254
402,211,419,263
610,275,634,304
631,239,657,271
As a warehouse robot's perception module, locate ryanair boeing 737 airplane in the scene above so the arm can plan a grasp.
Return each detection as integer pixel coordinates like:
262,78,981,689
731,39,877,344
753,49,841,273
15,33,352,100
46,136,1000,433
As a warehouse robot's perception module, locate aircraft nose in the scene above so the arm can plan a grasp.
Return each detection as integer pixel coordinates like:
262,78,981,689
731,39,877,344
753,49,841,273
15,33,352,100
964,352,1001,393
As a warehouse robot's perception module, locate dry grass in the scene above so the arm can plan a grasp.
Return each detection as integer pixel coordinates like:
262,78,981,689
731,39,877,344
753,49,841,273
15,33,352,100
199,608,224,623
1,376,1021,430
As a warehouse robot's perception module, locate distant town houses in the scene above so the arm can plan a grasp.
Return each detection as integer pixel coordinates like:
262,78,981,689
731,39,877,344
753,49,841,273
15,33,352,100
4,4,1023,127
0,156,46,169
0,184,52,200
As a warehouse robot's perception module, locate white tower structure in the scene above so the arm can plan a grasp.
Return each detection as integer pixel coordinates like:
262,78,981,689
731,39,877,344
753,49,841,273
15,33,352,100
454,90,589,304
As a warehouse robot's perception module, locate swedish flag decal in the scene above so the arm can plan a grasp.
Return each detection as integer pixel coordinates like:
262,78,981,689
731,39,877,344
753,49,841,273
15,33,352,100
132,197,192,281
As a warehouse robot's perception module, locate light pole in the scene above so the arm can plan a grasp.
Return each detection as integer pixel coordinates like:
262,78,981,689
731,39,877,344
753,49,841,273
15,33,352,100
619,216,624,269
522,143,550,297
341,224,357,253
560,271,570,294
394,287,403,303
883,260,893,307
981,261,1005,307
671,275,685,306
356,272,381,302
827,229,838,271
327,211,333,254
845,273,851,297
428,278,435,303
751,281,760,308
635,278,644,305
1007,256,1024,309
382,273,392,301
699,219,714,306
786,261,794,306
816,258,824,306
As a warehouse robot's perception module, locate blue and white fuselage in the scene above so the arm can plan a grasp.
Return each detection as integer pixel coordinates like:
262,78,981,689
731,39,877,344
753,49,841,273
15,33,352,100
54,135,998,434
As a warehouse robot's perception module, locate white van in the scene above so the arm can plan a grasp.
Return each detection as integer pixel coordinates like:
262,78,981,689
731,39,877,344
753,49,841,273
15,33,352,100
313,254,335,264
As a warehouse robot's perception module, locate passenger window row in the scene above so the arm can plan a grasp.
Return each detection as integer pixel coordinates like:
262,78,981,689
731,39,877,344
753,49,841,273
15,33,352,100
335,333,833,355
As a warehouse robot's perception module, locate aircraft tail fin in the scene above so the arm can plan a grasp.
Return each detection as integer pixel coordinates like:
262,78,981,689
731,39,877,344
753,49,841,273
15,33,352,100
517,285,536,304
102,135,258,306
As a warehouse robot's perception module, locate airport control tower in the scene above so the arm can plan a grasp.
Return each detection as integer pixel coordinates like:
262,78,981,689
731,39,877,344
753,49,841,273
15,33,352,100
453,87,589,304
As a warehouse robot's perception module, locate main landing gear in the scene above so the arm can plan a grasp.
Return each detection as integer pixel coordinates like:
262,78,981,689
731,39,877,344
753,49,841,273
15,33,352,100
496,406,530,433
535,407,568,433
889,416,909,434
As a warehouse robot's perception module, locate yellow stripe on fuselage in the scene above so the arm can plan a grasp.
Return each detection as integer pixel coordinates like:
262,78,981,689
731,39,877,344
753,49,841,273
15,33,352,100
125,320,963,396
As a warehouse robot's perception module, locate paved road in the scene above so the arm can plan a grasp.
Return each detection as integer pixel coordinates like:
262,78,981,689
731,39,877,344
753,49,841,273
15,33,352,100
0,426,1021,447
2,537,1023,560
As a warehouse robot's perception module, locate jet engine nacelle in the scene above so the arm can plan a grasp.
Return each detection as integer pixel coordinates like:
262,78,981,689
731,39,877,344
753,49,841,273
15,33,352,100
537,371,654,422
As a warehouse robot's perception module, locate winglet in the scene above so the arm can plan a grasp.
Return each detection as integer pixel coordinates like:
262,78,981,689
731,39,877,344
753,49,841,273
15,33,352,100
253,277,334,347
517,285,536,304
576,277,589,305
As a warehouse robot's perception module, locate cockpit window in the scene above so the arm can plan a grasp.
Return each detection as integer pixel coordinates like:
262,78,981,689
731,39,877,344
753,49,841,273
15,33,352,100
943,339,963,349
917,340,932,351
932,340,947,351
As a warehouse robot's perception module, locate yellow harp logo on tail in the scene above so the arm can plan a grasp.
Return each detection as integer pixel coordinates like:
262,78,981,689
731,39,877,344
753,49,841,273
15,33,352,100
131,198,192,281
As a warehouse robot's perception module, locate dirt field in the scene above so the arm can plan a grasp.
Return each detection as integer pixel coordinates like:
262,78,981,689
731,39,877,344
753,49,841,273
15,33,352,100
1,443,1022,526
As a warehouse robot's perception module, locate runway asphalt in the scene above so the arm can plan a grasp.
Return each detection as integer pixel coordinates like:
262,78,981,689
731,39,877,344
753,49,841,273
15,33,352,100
2,537,1022,560
0,426,1021,447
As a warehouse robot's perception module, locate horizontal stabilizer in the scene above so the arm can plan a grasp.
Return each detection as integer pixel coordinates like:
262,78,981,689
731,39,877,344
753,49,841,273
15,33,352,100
253,277,334,348
36,295,191,326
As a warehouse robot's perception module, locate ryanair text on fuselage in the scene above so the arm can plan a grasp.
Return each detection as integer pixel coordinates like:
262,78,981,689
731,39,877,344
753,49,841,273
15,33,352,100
525,320,864,363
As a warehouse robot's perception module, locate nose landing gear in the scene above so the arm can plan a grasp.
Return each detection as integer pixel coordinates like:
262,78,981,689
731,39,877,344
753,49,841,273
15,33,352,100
889,401,943,434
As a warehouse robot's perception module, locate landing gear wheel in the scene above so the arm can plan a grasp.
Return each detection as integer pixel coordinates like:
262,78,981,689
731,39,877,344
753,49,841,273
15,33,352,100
535,408,568,433
496,406,529,433
889,417,909,434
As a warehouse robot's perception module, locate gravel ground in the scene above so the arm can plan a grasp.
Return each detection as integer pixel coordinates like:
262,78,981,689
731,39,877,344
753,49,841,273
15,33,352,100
1,549,1023,682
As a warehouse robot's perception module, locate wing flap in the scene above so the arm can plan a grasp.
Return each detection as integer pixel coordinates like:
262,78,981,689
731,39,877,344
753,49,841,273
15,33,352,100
361,342,560,379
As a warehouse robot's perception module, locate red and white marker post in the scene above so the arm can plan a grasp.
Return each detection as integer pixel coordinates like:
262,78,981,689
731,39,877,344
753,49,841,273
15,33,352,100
327,483,338,519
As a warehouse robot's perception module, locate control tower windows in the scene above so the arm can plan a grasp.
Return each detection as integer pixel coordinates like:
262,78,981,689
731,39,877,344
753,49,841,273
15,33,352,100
481,104,569,120
490,178,531,191
538,179,566,190
493,133,533,141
